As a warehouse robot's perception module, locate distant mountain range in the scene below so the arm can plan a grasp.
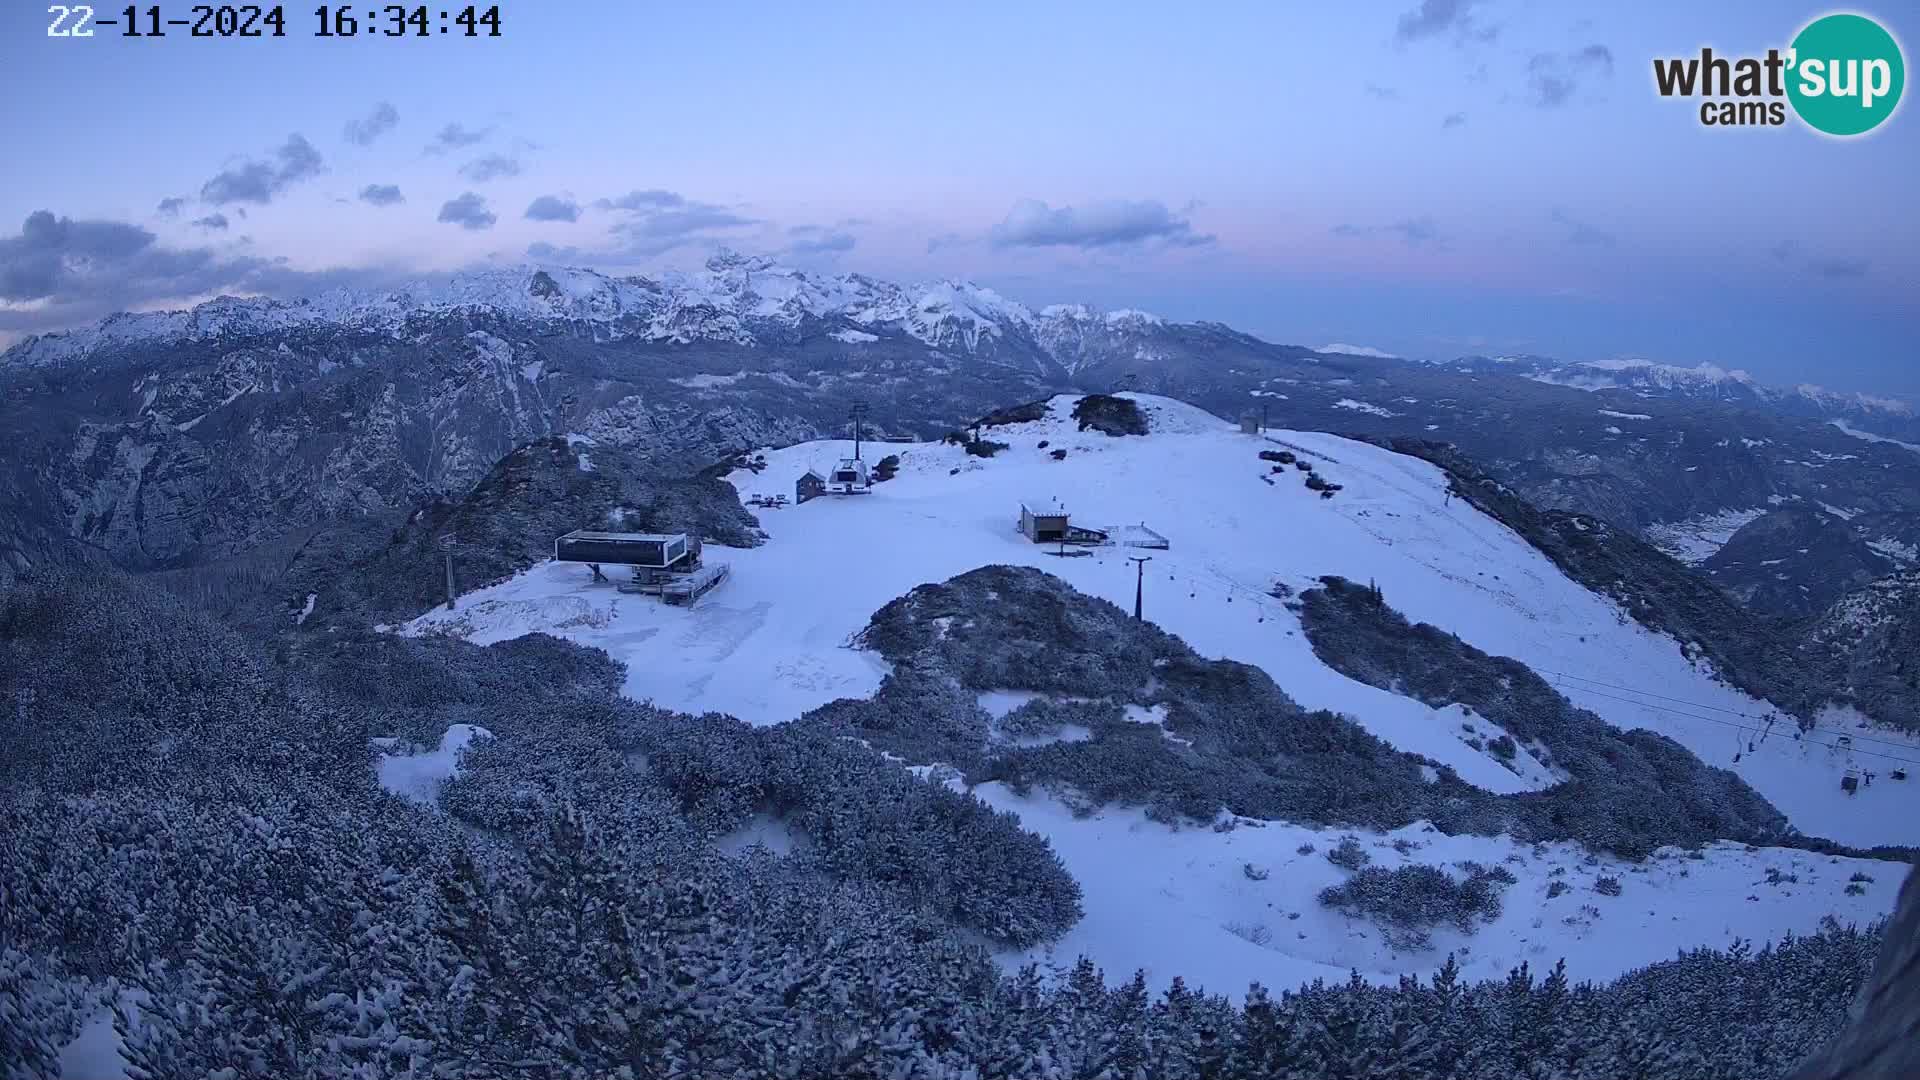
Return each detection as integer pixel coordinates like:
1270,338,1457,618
1442,355,1915,429
4,252,1917,623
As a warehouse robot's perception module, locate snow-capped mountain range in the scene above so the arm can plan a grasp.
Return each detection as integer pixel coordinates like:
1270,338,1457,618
1445,355,1914,421
1,252,1174,375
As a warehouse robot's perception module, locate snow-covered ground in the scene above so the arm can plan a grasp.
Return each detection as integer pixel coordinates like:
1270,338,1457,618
405,393,1915,993
375,724,492,804
979,792,1900,994
1644,507,1769,565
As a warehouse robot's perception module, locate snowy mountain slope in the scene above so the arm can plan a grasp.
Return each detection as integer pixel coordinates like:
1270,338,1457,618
409,394,1920,845
405,393,1914,995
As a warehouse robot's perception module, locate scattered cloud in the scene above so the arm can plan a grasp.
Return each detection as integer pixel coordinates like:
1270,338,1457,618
596,189,758,255
788,223,857,256
344,102,399,146
436,192,497,231
1809,256,1869,279
988,198,1213,250
459,154,522,183
1527,45,1614,107
1771,241,1869,280
1550,208,1613,246
200,134,326,205
526,241,583,262
0,209,425,338
592,189,687,212
191,213,230,231
358,184,405,207
1364,82,1402,101
156,197,186,218
427,122,490,154
1331,217,1444,247
1394,0,1496,46
525,195,581,223
1441,111,1468,129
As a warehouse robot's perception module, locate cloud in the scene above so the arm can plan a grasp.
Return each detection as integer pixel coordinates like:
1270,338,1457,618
1550,208,1613,246
1331,217,1444,247
459,154,522,182
1527,45,1614,107
525,195,581,222
592,189,687,212
1771,241,1869,279
156,197,186,218
1364,82,1402,101
787,224,857,256
436,192,497,231
1809,257,1868,279
200,134,326,205
191,213,230,231
595,189,758,255
1394,0,1496,46
0,210,419,340
988,198,1213,250
1441,111,1468,128
344,102,399,146
526,241,584,262
427,122,490,154
358,184,405,207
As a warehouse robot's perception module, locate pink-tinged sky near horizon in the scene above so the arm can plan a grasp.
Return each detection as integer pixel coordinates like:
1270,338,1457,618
0,1,1915,395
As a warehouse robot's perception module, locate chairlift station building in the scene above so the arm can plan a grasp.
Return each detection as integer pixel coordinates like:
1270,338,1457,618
552,530,728,605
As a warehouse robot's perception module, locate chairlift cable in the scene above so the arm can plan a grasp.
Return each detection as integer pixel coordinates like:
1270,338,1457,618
1547,678,1920,767
1541,668,1920,754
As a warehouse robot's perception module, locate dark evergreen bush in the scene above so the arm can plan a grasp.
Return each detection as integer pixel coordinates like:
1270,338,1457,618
1072,394,1149,436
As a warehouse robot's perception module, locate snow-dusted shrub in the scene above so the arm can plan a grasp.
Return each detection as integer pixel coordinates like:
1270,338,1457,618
1317,863,1511,939
964,438,1010,458
1547,880,1570,899
872,454,900,482
1326,837,1372,871
1594,875,1624,896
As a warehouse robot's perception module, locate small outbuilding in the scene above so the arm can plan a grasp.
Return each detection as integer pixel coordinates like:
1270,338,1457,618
1020,498,1071,543
1240,415,1260,434
796,469,827,504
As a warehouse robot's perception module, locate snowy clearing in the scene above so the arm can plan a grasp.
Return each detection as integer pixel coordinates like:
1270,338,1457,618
1643,508,1769,565
375,724,492,804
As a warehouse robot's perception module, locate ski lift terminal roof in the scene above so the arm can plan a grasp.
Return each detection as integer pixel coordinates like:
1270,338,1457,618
559,530,687,543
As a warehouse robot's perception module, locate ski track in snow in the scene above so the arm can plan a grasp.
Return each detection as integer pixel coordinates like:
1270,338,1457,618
404,393,1915,996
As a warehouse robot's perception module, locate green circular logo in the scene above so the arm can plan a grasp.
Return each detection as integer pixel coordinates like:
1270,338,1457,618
1787,13,1905,136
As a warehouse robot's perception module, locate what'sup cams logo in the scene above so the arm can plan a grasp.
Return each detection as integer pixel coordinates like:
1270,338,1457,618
1654,12,1904,135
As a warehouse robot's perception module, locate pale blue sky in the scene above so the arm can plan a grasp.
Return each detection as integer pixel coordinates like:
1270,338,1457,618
1,1,1915,394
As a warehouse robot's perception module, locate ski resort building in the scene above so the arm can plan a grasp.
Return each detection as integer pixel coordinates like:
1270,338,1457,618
829,457,871,493
1018,499,1110,545
795,469,826,504
1020,498,1071,542
552,530,729,605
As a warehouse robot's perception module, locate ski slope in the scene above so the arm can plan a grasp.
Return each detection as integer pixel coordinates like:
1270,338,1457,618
407,393,1915,994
